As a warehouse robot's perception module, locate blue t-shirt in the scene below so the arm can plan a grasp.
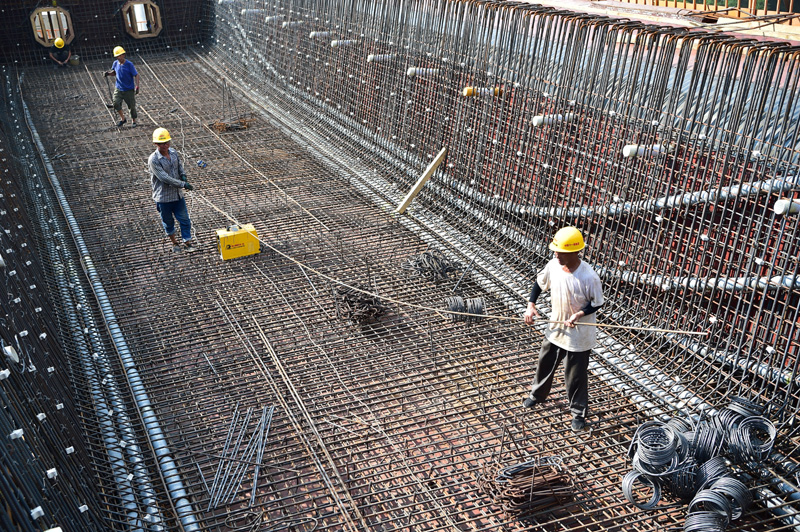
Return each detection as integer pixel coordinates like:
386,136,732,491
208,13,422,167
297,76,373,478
112,60,138,91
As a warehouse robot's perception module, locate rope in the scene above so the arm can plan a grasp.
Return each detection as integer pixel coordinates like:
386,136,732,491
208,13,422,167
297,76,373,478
190,191,710,336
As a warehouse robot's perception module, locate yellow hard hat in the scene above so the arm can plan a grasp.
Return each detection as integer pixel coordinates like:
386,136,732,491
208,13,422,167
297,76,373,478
113,46,126,57
548,226,585,253
54,38,65,49
152,128,171,143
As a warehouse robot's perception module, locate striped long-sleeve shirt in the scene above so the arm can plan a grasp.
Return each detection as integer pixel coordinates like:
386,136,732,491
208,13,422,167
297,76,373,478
148,147,187,203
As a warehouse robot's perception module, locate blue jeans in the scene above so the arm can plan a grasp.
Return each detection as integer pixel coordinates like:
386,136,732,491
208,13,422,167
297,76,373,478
157,198,192,242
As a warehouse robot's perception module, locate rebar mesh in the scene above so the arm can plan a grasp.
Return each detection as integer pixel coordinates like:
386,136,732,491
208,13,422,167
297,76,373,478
3,0,800,531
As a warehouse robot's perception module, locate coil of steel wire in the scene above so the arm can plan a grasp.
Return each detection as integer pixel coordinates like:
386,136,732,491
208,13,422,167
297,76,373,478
728,397,764,417
695,456,729,491
667,457,698,501
691,421,724,463
629,422,680,477
709,476,752,520
622,470,661,510
683,511,728,532
687,488,732,526
728,416,776,463
444,296,485,323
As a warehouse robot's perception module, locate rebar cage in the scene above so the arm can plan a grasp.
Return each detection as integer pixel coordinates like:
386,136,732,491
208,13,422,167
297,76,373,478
3,0,800,531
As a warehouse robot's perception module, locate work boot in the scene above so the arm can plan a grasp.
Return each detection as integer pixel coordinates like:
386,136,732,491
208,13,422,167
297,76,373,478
183,241,198,253
571,417,587,433
522,397,541,409
117,118,127,127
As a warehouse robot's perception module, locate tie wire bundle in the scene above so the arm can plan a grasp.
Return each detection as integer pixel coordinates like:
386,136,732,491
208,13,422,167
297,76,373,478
401,249,462,283
332,284,388,324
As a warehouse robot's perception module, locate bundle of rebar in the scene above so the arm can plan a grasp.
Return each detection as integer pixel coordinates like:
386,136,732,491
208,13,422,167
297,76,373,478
477,457,576,515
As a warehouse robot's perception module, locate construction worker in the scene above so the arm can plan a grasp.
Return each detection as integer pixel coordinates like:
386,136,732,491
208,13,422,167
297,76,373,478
48,37,71,68
148,128,198,253
103,46,139,127
523,226,604,433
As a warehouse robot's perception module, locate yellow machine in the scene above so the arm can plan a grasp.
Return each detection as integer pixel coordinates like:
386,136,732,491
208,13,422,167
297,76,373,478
216,224,260,260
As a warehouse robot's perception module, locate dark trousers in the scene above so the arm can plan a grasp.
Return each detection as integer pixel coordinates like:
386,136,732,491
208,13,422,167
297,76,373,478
112,88,138,119
528,339,590,419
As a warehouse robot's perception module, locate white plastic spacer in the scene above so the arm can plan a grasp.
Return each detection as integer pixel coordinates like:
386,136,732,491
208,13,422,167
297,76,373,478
532,113,575,127
367,54,393,63
406,67,439,77
622,144,668,158
774,198,800,215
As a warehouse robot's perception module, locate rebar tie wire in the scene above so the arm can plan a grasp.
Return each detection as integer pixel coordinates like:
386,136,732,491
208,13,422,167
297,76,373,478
622,396,775,525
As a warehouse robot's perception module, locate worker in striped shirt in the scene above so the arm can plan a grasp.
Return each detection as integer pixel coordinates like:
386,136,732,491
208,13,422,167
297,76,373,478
148,128,198,253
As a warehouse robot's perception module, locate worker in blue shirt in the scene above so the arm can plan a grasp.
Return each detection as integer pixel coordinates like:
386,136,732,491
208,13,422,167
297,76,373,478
103,46,139,127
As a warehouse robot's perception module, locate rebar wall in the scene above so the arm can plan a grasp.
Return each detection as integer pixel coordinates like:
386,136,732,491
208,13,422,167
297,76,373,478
7,0,800,531
209,0,800,418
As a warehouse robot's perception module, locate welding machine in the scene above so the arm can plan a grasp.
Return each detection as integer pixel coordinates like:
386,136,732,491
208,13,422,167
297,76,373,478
216,224,260,260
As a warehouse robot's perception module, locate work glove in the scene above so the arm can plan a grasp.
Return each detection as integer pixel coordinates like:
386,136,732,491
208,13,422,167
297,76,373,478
135,86,140,95
103,72,109,77
180,174,187,182
183,183,194,191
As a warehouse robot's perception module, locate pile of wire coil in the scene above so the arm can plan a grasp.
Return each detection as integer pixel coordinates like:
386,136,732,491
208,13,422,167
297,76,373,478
622,397,771,531
444,296,485,323
333,284,387,324
477,456,575,514
401,249,462,283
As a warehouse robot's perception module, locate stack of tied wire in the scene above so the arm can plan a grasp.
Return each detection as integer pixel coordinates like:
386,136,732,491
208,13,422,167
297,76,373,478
332,283,387,324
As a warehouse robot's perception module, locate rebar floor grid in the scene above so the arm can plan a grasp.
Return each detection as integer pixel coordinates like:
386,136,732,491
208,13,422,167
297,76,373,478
16,49,797,532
